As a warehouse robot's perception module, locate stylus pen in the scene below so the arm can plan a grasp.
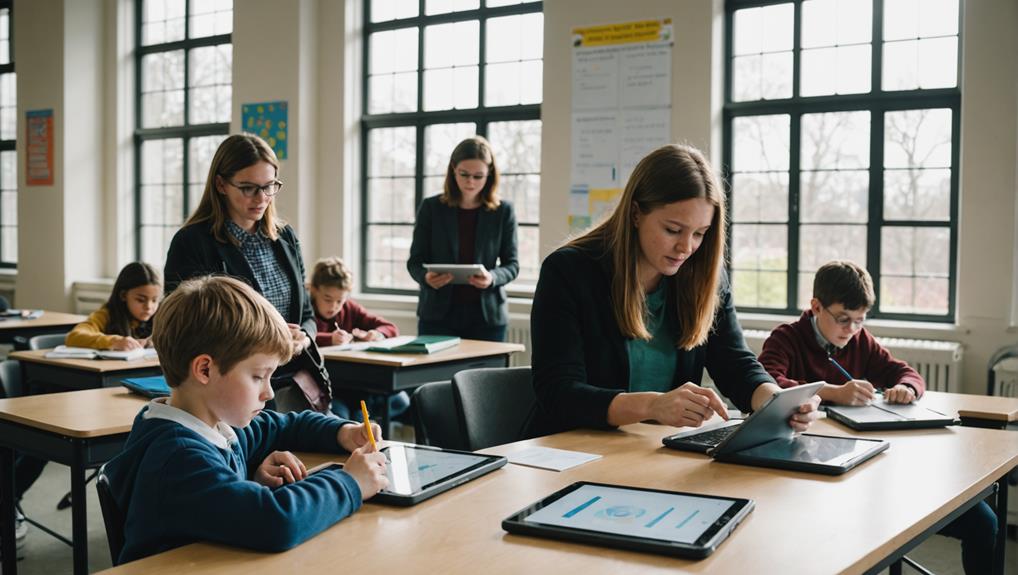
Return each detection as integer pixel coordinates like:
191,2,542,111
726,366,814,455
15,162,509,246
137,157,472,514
360,400,378,450
828,355,854,382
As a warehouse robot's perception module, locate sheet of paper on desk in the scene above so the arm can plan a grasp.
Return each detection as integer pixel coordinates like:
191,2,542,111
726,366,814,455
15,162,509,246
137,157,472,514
508,446,602,472
319,335,415,352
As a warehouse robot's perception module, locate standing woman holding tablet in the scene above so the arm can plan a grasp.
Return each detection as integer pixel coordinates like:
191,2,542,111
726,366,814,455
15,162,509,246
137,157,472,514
526,144,820,436
407,136,519,341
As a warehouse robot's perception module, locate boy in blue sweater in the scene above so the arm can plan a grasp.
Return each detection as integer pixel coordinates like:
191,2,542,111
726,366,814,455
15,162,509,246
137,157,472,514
104,276,389,564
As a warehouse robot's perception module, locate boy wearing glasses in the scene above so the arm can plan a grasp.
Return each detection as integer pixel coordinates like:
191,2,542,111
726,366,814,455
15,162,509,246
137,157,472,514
758,260,924,406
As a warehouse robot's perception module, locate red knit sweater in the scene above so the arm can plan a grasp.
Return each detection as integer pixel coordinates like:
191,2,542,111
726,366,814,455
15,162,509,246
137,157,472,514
758,311,925,397
314,298,399,347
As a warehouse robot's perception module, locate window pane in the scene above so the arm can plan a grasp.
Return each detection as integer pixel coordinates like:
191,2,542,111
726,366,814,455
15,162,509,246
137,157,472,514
485,14,543,106
800,170,868,223
0,8,10,65
0,73,15,140
516,225,540,285
189,45,232,124
883,0,958,91
731,172,789,223
799,224,866,273
369,28,419,114
880,226,950,314
140,139,184,226
368,127,416,178
424,66,479,111
884,108,952,169
424,123,477,176
801,111,869,170
368,177,416,224
189,0,232,38
801,45,870,96
884,167,950,221
142,0,186,46
426,0,480,15
0,151,15,263
489,119,541,225
732,115,790,171
188,135,227,211
734,270,788,309
425,21,479,69
370,0,419,23
732,4,793,102
366,225,416,289
141,51,185,128
884,0,959,41
732,224,788,272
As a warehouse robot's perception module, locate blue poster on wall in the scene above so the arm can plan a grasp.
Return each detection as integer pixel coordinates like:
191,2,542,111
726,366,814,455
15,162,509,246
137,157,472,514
242,101,288,160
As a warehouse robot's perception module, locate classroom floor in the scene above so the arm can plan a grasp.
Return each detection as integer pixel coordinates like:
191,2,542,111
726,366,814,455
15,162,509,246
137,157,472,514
9,456,1017,574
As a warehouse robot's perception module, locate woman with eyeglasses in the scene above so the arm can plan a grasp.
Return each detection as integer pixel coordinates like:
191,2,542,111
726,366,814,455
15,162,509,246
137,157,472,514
407,136,519,341
525,144,820,437
164,133,316,368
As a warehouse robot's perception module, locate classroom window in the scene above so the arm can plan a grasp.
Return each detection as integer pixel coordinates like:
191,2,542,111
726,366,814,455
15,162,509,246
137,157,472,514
724,0,960,322
135,0,232,267
362,0,543,295
0,1,15,267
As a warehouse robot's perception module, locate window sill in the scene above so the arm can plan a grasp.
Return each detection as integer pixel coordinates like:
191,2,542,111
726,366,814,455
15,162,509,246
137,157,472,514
739,312,964,340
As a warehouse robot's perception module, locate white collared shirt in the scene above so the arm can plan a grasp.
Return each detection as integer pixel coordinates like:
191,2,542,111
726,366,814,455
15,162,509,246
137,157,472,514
143,397,238,451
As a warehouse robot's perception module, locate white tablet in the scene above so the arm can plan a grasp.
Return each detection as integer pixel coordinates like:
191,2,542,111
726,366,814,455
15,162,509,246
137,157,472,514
502,482,754,559
423,264,486,284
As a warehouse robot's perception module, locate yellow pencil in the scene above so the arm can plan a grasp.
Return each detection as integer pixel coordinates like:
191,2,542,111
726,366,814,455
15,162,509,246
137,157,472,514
359,400,378,449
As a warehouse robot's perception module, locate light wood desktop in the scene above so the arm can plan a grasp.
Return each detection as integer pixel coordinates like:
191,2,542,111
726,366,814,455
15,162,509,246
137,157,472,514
0,388,148,575
9,349,162,392
916,390,1018,428
321,339,524,430
0,311,86,345
95,417,1018,575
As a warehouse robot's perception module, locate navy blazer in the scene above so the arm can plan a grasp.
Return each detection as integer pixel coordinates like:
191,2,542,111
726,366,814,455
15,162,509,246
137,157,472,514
163,222,316,338
407,196,519,326
525,240,773,437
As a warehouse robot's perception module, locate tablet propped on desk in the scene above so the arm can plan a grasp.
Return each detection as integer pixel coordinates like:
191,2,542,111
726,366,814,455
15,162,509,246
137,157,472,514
825,399,956,431
502,482,754,559
423,264,486,284
314,443,506,506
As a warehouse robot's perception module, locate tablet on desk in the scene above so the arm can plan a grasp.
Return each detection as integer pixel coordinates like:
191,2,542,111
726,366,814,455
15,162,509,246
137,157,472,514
825,399,956,431
316,443,506,506
502,482,754,559
423,264,486,284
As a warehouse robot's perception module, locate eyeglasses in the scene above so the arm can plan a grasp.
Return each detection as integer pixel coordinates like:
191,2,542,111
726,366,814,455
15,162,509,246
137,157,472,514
456,171,488,181
225,179,283,198
822,306,866,329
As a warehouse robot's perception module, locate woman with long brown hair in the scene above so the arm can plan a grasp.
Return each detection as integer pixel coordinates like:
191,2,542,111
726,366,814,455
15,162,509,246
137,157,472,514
526,144,819,435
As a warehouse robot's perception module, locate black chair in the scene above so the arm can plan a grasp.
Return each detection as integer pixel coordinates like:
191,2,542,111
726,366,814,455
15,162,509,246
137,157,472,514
411,382,468,451
452,366,536,451
27,333,68,350
95,465,126,565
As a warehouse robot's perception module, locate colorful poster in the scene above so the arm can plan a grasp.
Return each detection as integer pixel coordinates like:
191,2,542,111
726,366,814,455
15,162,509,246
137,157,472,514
242,101,288,160
569,20,672,231
26,109,54,186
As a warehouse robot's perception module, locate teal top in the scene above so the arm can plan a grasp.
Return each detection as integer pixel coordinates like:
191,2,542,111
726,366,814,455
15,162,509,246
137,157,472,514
627,280,678,393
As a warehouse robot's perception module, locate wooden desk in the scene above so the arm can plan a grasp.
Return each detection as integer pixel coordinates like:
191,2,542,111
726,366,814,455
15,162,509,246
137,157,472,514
322,339,524,429
916,391,1018,429
0,311,86,346
9,349,162,392
95,419,1018,575
0,388,147,575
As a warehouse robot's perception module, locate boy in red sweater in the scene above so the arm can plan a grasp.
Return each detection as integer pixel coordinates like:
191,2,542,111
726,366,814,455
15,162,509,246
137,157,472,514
308,257,408,421
759,260,923,405
759,260,995,575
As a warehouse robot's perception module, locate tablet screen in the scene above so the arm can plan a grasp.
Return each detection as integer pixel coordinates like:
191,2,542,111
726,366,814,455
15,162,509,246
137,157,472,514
383,444,495,495
521,483,738,544
735,434,879,467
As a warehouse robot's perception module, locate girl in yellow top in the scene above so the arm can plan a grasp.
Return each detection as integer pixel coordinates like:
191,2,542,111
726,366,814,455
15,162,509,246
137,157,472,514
66,262,162,350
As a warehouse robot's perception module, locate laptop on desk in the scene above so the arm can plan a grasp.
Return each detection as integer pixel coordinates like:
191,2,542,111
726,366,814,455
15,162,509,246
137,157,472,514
825,398,956,431
663,382,888,475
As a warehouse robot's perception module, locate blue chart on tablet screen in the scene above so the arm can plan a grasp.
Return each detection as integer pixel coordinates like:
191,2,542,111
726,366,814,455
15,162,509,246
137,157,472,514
524,484,735,543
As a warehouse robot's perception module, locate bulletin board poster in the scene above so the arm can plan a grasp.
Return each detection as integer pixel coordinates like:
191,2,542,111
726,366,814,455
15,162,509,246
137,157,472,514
568,19,673,233
26,109,54,186
242,101,288,160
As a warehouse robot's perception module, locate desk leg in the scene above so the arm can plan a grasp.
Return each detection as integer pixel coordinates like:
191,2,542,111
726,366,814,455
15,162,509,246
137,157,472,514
1,445,16,574
380,395,391,440
995,475,1008,575
70,442,88,575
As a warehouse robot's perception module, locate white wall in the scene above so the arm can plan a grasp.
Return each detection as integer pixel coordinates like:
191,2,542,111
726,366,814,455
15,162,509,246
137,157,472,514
12,0,1018,393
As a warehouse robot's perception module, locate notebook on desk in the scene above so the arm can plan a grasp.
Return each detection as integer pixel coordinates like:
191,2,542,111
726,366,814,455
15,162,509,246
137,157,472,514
0,309,43,320
46,345,158,361
122,376,170,398
367,335,461,354
825,399,956,431
663,383,888,475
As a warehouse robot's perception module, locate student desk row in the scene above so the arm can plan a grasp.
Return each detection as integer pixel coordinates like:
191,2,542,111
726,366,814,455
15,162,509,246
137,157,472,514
84,392,1018,575
0,311,86,347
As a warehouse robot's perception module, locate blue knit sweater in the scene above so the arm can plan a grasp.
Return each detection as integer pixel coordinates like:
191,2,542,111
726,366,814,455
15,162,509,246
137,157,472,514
104,407,363,564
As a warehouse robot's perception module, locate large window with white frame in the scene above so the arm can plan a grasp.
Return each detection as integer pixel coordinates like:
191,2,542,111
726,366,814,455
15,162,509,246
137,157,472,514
135,0,232,267
0,0,15,267
724,0,960,322
362,0,543,295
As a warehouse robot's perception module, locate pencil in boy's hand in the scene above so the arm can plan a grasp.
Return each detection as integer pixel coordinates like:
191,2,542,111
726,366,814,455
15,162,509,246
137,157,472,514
360,400,378,450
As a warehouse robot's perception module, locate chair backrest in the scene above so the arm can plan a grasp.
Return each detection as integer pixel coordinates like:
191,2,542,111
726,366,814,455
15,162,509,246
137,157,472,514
411,381,468,451
28,332,68,351
0,359,22,398
452,366,536,451
96,465,126,565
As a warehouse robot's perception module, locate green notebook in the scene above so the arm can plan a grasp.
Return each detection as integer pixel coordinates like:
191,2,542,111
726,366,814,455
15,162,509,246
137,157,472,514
367,335,461,354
